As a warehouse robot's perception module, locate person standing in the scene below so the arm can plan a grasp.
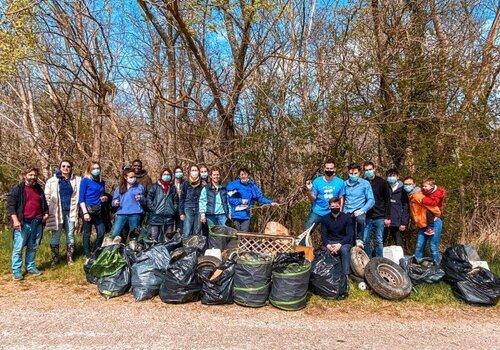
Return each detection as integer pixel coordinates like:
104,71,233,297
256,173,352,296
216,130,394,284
199,167,229,227
384,169,409,249
7,166,49,280
319,197,354,277
362,162,391,257
227,168,278,232
111,169,145,243
131,159,153,191
343,163,375,246
146,168,178,242
79,161,108,258
173,165,184,232
45,160,81,266
179,165,203,238
304,159,345,230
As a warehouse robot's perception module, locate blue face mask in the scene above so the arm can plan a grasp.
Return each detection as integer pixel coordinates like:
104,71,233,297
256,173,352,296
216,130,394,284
162,175,171,182
364,170,374,179
175,172,183,179
387,176,397,185
349,174,359,183
404,185,414,193
91,169,101,177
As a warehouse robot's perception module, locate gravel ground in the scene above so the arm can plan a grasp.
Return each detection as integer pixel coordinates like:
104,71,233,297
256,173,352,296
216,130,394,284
0,278,498,350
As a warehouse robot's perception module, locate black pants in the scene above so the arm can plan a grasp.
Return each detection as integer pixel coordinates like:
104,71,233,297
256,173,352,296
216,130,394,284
384,226,404,249
150,224,175,242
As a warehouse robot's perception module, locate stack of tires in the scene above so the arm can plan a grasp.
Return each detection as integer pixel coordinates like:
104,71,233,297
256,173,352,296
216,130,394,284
233,252,273,307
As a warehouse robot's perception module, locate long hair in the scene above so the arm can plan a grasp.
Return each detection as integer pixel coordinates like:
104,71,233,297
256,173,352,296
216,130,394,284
159,167,172,181
85,161,101,179
119,169,135,194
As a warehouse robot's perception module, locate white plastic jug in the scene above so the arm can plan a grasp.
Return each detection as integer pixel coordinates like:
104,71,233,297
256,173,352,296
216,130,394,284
204,248,222,261
383,245,404,264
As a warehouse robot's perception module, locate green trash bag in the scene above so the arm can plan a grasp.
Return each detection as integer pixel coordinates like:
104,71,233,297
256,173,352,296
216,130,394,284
270,262,311,311
208,225,237,251
234,252,273,307
89,246,127,278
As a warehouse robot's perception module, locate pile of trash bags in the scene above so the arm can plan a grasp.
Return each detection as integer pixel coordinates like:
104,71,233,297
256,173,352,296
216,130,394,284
400,256,445,285
441,245,500,306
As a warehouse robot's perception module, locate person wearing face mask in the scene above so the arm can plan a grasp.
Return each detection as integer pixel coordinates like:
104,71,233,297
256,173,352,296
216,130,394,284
179,165,204,238
79,161,108,258
304,158,345,231
7,166,49,280
44,160,81,267
227,167,278,232
319,197,354,277
173,166,185,232
383,169,409,250
146,168,178,242
110,169,145,243
199,165,210,186
403,177,442,263
343,163,375,247
199,167,229,227
361,161,391,257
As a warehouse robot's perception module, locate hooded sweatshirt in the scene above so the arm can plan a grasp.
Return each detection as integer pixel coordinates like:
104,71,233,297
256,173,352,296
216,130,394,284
408,187,441,228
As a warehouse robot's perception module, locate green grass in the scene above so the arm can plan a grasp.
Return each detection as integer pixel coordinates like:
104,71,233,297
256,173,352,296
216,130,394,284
1,228,498,308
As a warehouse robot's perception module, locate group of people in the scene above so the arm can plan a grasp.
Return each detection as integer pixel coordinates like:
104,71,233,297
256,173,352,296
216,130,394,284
6,157,444,282
307,159,445,277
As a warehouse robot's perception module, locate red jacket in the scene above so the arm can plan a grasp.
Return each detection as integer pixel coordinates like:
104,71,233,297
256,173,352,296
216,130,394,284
422,186,446,210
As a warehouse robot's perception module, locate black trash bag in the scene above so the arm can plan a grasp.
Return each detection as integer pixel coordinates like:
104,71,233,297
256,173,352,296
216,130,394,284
183,235,207,253
270,257,311,311
400,256,445,285
309,248,348,300
95,244,132,299
131,243,172,301
84,255,98,284
208,225,237,251
164,231,183,252
234,252,273,307
451,268,500,306
159,248,201,303
441,245,473,284
272,252,305,273
199,259,236,305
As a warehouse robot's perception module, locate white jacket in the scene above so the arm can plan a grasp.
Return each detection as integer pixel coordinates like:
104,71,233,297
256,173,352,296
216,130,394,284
44,174,81,230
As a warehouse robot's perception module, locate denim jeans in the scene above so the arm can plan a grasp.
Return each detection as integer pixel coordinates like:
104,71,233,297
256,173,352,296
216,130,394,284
351,213,366,243
112,214,141,239
304,211,325,231
415,218,443,264
150,224,175,242
183,207,201,239
50,210,75,247
333,243,352,276
363,217,385,257
233,219,250,232
82,215,106,258
11,218,43,274
206,214,227,227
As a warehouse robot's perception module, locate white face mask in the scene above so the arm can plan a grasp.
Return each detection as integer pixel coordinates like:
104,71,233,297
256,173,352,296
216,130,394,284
190,171,199,178
127,177,136,185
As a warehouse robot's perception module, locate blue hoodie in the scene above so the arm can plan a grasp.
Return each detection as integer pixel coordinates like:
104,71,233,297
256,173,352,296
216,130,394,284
343,178,375,215
112,183,145,215
226,179,272,220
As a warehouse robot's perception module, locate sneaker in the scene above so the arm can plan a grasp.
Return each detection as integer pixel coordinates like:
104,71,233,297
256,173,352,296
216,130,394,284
356,239,364,248
13,271,24,281
112,236,122,244
424,228,435,236
102,237,113,247
27,268,43,276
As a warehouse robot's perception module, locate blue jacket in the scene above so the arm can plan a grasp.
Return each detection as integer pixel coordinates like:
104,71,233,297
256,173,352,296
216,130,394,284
199,184,229,216
226,179,272,220
388,181,410,227
343,178,375,214
112,183,145,215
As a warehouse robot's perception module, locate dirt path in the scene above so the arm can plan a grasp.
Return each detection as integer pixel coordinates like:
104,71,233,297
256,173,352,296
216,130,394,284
0,279,498,350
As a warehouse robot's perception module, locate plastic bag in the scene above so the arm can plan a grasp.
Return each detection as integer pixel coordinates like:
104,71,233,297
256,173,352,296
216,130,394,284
97,267,131,299
441,245,473,284
131,243,171,301
199,259,236,305
270,254,311,311
208,225,237,251
183,235,207,253
159,248,201,303
93,244,131,299
400,256,444,285
309,248,348,300
89,248,127,278
84,256,98,284
451,268,500,306
234,252,273,307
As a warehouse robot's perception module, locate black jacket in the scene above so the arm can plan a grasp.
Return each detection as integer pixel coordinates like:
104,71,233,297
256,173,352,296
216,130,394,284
320,212,354,246
179,181,203,215
7,182,48,224
146,182,178,225
388,181,410,227
366,176,391,220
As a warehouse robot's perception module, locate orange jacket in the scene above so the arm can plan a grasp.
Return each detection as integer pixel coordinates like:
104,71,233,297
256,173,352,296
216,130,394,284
409,191,441,228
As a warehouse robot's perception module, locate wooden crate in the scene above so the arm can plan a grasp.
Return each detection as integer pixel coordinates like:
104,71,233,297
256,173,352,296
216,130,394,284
236,232,295,256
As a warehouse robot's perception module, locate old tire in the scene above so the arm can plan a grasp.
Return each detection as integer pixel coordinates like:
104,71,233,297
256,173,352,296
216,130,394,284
365,257,412,300
350,246,370,278
197,255,222,270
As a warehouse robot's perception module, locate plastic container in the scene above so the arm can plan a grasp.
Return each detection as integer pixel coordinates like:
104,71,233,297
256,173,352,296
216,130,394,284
383,246,404,264
204,248,222,261
470,261,490,271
